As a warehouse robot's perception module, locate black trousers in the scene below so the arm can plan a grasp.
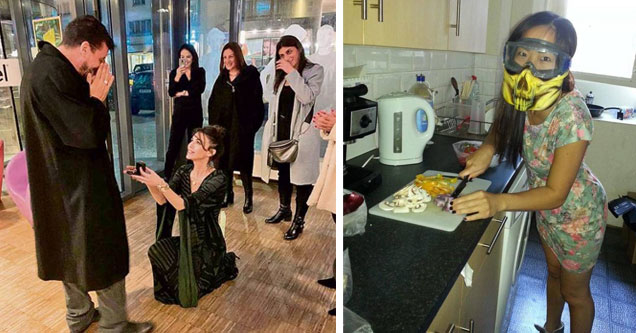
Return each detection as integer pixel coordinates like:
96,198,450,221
277,162,313,219
224,167,254,196
164,110,202,179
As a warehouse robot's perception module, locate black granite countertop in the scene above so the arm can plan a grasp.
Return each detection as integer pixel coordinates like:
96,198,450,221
343,135,522,333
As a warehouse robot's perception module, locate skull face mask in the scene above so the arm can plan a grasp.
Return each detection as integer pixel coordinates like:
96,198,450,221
501,38,572,111
502,68,568,112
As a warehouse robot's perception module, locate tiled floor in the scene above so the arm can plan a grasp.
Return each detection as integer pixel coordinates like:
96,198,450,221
508,219,636,333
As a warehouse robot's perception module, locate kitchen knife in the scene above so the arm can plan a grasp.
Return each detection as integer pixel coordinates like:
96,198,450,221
450,176,470,198
451,77,459,96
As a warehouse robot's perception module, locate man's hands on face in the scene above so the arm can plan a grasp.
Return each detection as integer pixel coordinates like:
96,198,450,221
87,63,114,102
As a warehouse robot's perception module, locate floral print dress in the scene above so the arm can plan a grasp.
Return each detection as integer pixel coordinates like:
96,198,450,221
523,90,607,273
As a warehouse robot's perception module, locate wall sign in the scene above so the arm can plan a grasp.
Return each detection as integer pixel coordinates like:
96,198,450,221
0,59,21,87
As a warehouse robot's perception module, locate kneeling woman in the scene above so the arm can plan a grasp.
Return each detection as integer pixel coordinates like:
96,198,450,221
128,125,238,307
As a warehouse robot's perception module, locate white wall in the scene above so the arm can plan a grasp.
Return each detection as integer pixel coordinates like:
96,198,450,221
585,118,636,227
344,45,502,160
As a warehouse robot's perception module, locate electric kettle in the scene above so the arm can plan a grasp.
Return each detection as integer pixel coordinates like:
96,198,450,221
377,92,436,166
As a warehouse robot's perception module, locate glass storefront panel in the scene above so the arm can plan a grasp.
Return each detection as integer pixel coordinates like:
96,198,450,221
241,0,335,159
0,2,21,163
189,0,231,126
22,0,77,60
125,0,162,173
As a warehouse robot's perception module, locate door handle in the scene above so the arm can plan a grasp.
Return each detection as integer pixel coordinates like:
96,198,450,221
353,0,368,20
478,216,507,255
369,0,384,22
450,0,461,36
447,319,474,333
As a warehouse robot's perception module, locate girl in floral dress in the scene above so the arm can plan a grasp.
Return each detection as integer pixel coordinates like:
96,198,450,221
452,11,607,333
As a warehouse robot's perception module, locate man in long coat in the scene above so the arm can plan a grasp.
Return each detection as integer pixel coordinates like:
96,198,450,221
20,15,152,333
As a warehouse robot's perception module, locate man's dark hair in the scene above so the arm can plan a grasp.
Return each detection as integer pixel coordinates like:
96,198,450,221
61,15,115,50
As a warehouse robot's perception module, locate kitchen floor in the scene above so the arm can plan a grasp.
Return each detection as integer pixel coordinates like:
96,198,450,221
508,219,636,332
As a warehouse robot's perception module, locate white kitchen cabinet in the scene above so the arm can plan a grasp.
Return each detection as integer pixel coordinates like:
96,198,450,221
426,213,506,332
448,0,490,53
343,0,449,51
426,276,462,333
460,212,506,332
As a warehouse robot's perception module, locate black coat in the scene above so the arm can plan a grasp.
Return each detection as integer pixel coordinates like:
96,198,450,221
168,67,206,123
208,65,265,171
20,42,129,291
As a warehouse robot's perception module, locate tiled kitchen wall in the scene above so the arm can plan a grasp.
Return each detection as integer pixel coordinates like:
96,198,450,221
344,45,503,159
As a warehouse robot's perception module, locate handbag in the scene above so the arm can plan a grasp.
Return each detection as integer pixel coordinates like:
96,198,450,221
268,138,298,166
267,99,314,167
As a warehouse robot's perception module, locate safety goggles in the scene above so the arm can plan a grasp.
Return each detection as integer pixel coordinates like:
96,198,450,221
503,38,571,80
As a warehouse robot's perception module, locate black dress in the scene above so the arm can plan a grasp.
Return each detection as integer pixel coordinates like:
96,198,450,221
165,68,206,179
148,165,238,307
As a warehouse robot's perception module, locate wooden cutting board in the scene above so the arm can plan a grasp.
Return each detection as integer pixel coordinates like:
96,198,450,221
368,170,492,232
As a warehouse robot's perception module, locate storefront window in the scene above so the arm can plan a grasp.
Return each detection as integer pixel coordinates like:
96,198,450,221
241,0,335,157
0,3,21,163
189,0,231,125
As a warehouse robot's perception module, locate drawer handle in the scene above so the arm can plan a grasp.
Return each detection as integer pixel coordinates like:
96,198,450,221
449,0,461,36
353,0,368,20
369,0,384,22
447,319,474,333
478,216,507,255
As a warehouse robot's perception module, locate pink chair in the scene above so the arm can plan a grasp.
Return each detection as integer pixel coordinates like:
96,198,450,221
5,151,33,226
0,140,4,195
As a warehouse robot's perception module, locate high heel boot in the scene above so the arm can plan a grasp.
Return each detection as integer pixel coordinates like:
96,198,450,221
241,172,253,214
265,205,292,223
222,171,234,207
265,185,292,223
284,212,305,240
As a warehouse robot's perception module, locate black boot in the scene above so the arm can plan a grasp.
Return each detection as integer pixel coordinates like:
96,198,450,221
266,182,292,223
222,171,234,207
317,277,336,289
284,214,305,240
265,205,292,223
222,189,234,207
241,173,253,214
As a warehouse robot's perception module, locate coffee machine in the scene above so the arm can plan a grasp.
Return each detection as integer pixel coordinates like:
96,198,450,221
344,84,382,192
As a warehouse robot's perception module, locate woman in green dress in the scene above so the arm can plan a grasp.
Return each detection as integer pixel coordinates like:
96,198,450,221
128,125,238,307
452,12,606,333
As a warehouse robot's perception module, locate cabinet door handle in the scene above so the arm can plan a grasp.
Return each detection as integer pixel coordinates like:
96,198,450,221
353,0,368,20
478,216,507,255
369,0,384,22
449,0,461,36
447,319,474,333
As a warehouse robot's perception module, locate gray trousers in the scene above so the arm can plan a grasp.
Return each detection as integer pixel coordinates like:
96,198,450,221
63,279,128,333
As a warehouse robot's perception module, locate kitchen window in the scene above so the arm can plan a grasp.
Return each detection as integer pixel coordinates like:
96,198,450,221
565,0,636,87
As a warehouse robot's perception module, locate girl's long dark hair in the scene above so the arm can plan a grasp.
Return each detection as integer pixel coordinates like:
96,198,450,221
177,43,200,69
493,11,577,164
219,42,247,73
193,125,225,167
273,35,313,93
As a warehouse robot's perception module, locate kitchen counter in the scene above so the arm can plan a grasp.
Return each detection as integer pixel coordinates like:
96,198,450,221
344,135,523,332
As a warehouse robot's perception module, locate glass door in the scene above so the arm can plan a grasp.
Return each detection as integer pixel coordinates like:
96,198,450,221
0,0,22,164
188,0,231,125
2,0,82,165
125,0,164,175
239,0,336,178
